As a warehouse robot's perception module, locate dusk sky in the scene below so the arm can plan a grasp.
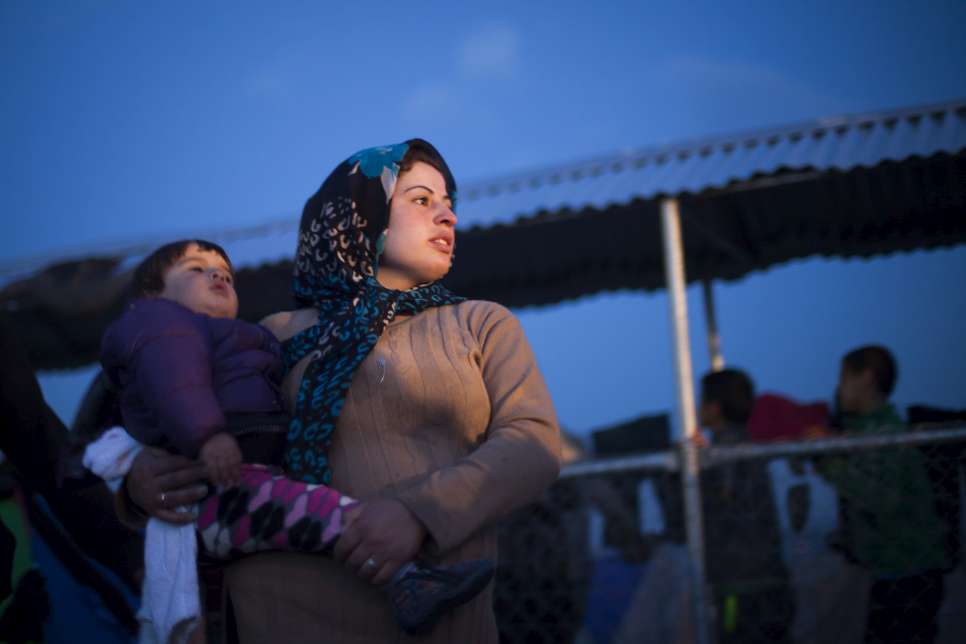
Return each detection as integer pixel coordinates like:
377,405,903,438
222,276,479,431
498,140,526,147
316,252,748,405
3,1,965,442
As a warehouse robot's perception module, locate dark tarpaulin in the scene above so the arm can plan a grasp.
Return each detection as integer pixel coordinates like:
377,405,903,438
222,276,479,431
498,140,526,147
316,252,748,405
448,155,966,305
2,152,964,371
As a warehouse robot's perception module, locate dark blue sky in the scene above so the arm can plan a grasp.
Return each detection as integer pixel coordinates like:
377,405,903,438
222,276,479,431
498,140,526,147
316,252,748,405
4,1,965,438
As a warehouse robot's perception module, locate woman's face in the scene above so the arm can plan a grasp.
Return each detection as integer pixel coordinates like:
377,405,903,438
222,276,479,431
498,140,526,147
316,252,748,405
377,161,457,291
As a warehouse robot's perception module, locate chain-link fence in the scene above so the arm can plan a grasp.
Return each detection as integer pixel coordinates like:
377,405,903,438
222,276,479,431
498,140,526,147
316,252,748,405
493,423,966,644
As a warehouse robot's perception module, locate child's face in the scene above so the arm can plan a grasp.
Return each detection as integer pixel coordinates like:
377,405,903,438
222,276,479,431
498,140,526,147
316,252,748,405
698,398,720,429
836,364,872,414
159,243,238,319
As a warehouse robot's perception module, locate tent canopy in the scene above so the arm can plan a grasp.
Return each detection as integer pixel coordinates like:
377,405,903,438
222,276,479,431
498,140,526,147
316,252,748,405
2,100,964,370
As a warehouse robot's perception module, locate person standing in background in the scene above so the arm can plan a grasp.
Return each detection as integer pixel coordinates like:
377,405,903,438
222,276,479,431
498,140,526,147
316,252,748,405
815,346,947,644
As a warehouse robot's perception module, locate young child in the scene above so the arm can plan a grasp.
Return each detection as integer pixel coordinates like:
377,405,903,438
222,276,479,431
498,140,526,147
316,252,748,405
97,239,494,636
694,368,795,644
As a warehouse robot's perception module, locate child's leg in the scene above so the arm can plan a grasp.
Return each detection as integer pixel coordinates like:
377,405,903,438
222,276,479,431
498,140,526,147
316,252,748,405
197,464,356,560
387,558,496,634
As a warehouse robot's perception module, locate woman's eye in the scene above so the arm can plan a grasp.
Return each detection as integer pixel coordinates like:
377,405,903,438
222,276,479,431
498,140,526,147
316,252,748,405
414,196,429,206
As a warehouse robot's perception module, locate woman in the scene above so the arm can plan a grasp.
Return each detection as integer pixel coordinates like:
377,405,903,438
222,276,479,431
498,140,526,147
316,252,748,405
125,138,562,643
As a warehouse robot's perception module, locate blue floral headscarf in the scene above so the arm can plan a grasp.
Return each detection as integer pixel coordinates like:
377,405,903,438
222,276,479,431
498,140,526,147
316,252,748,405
283,139,464,484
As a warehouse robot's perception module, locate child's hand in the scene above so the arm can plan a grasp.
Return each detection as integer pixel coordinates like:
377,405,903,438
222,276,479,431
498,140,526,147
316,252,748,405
688,431,710,449
803,425,832,440
199,433,242,488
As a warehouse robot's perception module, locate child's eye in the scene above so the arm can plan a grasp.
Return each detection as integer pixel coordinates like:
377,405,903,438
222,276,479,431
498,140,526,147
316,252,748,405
189,266,204,273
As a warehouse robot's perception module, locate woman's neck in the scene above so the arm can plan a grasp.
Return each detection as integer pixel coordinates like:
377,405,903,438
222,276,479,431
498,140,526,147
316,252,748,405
376,273,416,291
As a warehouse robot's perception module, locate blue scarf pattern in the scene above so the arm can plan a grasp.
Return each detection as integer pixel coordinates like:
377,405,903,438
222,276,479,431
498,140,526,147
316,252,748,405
283,140,464,484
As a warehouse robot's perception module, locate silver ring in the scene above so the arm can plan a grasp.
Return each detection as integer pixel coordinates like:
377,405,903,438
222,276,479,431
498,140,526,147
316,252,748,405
364,557,378,570
160,492,167,505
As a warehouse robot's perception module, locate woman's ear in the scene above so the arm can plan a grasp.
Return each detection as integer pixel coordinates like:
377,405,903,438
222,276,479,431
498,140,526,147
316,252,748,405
375,229,388,258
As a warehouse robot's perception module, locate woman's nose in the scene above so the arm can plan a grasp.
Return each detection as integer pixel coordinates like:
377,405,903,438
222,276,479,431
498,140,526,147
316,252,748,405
434,205,457,227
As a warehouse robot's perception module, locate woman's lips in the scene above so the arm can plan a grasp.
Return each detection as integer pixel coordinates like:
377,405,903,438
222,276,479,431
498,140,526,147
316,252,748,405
428,235,454,254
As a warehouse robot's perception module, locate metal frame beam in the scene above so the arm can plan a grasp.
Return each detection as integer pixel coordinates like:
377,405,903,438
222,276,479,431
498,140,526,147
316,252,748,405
661,197,711,644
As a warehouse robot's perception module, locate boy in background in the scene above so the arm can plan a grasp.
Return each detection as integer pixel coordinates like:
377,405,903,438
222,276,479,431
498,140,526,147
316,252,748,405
816,346,947,644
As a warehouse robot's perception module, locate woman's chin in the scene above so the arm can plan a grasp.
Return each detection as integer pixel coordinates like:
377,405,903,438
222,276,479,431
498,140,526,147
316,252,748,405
376,263,451,290
425,265,452,285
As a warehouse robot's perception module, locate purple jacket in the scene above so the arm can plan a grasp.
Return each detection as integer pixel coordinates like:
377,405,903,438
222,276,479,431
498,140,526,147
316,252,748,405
101,298,284,457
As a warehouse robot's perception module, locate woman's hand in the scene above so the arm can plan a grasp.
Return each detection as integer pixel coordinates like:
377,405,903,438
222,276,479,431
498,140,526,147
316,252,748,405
126,447,209,524
333,498,427,586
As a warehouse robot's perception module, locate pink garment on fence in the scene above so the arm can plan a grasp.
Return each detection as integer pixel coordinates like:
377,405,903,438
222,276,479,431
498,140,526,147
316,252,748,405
748,393,830,442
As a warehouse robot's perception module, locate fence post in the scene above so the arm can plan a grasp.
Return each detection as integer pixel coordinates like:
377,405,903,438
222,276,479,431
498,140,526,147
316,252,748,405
702,279,724,372
661,197,712,644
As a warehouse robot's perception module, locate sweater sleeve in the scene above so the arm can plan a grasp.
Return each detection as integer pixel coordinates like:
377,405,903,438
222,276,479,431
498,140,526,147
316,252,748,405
110,301,225,458
391,304,562,553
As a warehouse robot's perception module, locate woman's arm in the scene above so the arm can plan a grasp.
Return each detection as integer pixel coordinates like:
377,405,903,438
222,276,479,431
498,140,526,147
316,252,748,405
334,304,560,581
390,303,562,552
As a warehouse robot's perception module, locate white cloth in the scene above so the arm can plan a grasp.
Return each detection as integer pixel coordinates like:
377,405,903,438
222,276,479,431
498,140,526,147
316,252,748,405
82,427,143,492
84,427,201,644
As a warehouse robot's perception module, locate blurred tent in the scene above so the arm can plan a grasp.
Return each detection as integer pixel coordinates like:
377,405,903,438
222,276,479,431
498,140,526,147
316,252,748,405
1,99,964,370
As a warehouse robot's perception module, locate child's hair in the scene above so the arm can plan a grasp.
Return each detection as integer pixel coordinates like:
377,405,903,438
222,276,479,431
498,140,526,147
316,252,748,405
701,368,756,424
842,345,897,397
130,239,233,299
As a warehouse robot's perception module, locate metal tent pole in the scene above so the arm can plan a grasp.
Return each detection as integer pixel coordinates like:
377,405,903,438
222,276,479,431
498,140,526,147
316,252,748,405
661,197,712,644
702,279,725,372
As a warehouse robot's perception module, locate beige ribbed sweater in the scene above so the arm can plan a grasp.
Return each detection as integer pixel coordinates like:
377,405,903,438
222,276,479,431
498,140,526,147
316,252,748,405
224,300,561,643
